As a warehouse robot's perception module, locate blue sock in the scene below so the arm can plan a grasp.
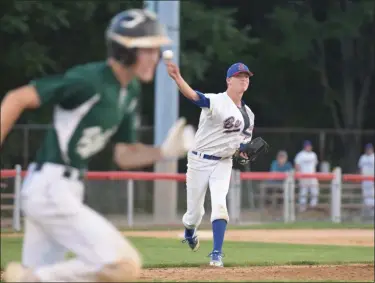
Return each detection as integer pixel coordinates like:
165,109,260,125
212,219,227,253
185,227,195,238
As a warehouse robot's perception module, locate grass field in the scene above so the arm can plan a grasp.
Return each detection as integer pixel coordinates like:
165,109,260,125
1,222,374,282
1,236,374,268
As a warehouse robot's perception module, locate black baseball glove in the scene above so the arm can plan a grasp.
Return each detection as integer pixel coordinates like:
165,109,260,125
233,137,270,166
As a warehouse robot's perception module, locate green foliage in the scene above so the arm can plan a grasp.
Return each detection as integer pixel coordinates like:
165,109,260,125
0,0,374,170
253,0,375,171
0,1,141,83
264,1,374,65
180,1,259,83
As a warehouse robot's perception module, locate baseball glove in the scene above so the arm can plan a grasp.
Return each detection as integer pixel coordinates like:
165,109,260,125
233,137,270,166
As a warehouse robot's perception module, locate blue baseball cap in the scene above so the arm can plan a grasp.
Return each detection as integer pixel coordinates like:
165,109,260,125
303,140,312,147
365,143,373,150
226,63,253,78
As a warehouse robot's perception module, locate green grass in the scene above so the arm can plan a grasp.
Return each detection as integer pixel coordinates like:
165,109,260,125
2,236,373,282
1,236,374,269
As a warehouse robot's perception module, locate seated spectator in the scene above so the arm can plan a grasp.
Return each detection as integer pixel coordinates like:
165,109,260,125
263,151,293,208
270,150,293,173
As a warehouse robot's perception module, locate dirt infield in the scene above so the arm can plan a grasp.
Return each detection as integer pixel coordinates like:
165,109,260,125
140,264,374,282
1,229,374,281
2,265,373,282
2,228,374,246
122,228,375,247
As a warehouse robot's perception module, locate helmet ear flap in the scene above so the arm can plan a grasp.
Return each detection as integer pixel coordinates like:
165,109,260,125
107,40,138,66
123,48,137,66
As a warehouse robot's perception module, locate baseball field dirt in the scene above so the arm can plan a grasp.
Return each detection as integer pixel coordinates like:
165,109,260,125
122,228,374,247
1,228,374,281
140,264,374,282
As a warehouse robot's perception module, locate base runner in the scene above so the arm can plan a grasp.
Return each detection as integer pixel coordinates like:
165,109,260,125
0,9,193,282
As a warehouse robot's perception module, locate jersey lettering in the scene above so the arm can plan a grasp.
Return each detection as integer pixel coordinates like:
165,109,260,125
223,116,242,134
191,92,255,157
76,126,117,159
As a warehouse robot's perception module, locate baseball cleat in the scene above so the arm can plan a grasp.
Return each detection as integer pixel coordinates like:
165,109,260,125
208,250,224,267
181,229,200,251
3,262,40,282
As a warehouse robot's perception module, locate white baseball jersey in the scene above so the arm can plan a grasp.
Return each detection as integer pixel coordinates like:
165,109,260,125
294,150,318,173
358,153,374,176
190,91,255,158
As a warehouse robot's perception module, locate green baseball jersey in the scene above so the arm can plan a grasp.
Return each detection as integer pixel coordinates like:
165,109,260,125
31,61,140,169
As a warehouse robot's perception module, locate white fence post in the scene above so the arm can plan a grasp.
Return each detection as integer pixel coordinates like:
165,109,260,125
289,171,296,222
234,169,241,223
13,164,22,231
229,169,241,224
283,174,289,223
127,179,134,228
283,170,295,223
331,167,342,223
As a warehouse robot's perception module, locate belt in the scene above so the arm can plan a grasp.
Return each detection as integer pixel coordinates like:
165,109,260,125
34,163,84,181
192,151,222,160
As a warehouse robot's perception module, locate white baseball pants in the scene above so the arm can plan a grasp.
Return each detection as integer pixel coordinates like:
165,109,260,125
20,163,141,282
362,181,374,208
298,178,319,208
182,152,233,229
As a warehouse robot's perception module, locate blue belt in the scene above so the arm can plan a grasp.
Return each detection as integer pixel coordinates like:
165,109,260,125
192,151,222,160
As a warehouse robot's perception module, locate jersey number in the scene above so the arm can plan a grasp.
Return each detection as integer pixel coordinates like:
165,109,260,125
223,116,242,134
76,126,117,159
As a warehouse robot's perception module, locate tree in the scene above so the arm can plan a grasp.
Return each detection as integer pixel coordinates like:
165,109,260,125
179,1,259,83
142,1,260,127
1,1,373,171
0,1,142,168
0,1,142,99
263,0,375,171
0,1,258,169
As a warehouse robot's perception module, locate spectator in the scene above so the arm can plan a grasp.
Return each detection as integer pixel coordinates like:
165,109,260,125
294,140,319,212
270,150,293,173
265,151,293,208
358,143,374,217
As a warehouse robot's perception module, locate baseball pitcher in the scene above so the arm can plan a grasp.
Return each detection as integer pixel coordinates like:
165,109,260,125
294,140,319,212
0,9,193,282
166,61,268,267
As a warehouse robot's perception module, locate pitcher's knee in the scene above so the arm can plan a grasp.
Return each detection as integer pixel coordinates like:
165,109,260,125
211,204,229,223
182,210,205,229
96,257,141,282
